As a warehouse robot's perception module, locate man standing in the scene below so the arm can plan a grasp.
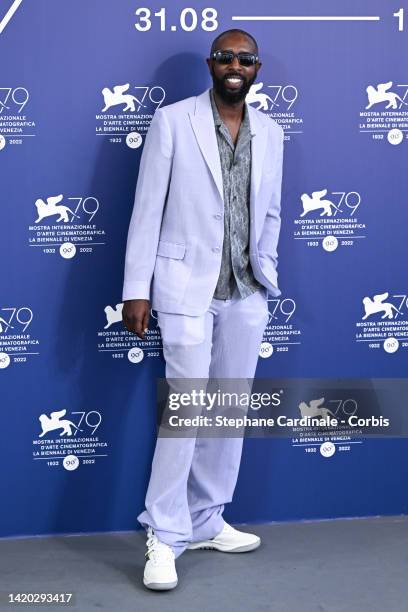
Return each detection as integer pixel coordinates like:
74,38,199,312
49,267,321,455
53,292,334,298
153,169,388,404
122,29,284,590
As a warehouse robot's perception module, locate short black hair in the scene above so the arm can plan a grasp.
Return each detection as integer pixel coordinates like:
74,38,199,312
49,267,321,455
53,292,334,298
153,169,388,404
210,29,258,56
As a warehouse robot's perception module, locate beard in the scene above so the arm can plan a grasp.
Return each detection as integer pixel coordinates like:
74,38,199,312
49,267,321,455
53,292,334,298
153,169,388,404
210,67,257,105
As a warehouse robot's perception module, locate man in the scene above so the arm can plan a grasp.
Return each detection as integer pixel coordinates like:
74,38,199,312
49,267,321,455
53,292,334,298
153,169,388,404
122,28,284,590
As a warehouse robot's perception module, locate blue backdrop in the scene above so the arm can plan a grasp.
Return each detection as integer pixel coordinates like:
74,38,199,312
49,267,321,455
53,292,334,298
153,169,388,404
1,0,407,538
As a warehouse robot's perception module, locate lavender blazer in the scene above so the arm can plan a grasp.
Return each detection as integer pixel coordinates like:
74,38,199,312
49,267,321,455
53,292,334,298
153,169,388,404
122,87,284,315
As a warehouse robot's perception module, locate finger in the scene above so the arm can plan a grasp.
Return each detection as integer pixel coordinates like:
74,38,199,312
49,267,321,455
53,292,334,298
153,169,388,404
123,317,132,333
135,316,145,339
142,310,149,335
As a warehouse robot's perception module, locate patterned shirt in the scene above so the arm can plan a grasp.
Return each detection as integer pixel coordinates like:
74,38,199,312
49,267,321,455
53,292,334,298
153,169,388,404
209,88,262,299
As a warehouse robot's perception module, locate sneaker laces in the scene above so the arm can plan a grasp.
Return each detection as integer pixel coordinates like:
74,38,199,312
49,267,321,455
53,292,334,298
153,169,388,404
145,528,175,565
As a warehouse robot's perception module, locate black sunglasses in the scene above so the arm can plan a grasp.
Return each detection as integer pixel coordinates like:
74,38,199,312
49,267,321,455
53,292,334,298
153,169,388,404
210,50,259,67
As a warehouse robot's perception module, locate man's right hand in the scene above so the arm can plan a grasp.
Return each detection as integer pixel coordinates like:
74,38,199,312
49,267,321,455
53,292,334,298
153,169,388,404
122,299,150,339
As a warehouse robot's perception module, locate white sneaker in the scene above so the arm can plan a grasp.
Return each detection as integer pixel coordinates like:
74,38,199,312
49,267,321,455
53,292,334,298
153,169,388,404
143,527,178,590
187,522,261,553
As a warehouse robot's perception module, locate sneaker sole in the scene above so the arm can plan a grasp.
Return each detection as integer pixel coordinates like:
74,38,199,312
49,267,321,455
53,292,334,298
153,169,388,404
143,578,178,591
187,539,261,553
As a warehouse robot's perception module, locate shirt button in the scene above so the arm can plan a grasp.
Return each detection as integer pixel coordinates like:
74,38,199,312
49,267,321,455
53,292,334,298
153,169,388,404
212,246,221,253
214,213,222,220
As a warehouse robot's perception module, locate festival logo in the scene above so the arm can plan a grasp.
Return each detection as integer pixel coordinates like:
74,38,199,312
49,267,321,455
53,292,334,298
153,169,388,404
97,302,163,363
247,82,302,140
0,85,36,150
96,83,166,148
0,305,40,367
28,193,106,258
291,395,362,455
260,295,302,358
32,408,109,470
355,291,408,353
359,81,408,145
293,188,367,251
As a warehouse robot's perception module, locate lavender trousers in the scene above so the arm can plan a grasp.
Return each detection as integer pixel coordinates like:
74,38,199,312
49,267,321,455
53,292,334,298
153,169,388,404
137,286,269,558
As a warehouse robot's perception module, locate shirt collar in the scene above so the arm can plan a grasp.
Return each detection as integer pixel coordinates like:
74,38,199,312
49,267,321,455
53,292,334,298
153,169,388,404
209,88,252,135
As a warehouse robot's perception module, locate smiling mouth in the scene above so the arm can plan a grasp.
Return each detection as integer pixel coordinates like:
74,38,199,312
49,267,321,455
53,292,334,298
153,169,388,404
224,76,244,87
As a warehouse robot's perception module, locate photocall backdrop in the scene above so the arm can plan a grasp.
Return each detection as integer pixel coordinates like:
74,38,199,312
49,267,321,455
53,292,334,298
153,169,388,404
1,0,407,538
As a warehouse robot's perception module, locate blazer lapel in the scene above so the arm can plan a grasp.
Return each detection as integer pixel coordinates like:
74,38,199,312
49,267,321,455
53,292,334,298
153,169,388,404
247,103,268,201
189,89,269,207
189,89,224,203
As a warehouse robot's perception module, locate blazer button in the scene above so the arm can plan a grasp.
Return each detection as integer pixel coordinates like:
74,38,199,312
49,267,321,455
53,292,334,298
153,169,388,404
212,246,221,253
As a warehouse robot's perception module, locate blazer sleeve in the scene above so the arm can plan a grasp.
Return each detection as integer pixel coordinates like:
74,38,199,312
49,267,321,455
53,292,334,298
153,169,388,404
122,108,173,301
257,124,284,277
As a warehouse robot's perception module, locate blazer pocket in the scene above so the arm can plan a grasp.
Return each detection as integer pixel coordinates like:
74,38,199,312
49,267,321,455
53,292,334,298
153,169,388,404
156,240,186,260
